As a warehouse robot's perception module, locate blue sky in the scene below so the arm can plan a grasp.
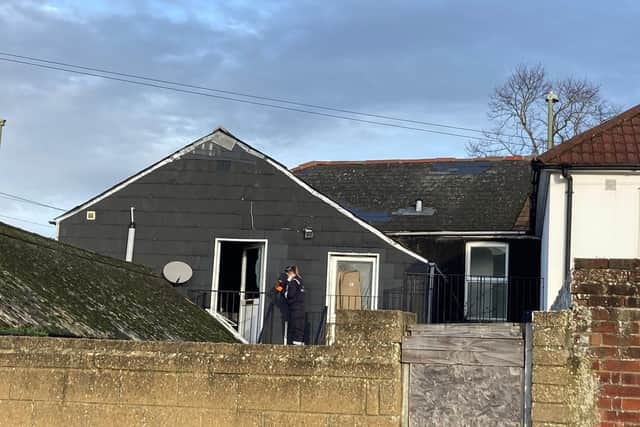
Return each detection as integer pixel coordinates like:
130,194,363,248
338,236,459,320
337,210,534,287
1,0,639,236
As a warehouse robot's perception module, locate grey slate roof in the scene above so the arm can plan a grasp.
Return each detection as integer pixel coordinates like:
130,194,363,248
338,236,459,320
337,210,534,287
293,157,532,232
0,221,236,342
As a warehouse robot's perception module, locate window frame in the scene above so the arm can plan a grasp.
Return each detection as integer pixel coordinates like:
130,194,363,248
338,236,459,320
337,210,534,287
464,241,509,321
325,252,380,343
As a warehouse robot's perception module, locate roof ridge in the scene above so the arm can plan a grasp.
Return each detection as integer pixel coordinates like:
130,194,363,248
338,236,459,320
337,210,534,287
52,129,431,265
537,103,640,163
291,155,528,172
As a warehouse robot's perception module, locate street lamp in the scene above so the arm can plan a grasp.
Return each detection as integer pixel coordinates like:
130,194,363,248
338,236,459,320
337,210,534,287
0,119,5,148
545,91,559,150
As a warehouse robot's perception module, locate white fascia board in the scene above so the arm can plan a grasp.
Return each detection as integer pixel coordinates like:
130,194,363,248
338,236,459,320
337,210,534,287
210,312,249,344
262,157,430,265
544,168,640,175
53,132,220,223
53,129,429,265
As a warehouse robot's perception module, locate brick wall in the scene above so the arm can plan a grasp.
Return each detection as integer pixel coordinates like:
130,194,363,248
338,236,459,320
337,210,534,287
532,259,640,426
0,310,414,427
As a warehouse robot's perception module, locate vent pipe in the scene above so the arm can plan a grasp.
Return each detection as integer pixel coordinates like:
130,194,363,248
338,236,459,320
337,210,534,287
125,207,136,262
416,199,423,213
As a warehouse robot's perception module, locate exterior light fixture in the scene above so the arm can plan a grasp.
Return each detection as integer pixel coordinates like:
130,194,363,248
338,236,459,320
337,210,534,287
303,227,314,239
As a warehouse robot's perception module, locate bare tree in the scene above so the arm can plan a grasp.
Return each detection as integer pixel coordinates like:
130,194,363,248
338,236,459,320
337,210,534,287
467,64,619,157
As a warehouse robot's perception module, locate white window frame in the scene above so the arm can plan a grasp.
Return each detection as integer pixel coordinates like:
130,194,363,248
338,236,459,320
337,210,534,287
210,238,269,343
464,241,509,321
325,252,380,332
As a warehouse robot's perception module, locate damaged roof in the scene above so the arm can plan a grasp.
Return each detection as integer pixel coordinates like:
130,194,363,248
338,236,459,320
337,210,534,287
538,104,640,165
0,221,236,342
293,157,532,232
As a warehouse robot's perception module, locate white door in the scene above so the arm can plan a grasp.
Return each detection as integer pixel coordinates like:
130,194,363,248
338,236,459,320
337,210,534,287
211,239,268,344
325,253,380,342
239,245,262,342
464,242,509,321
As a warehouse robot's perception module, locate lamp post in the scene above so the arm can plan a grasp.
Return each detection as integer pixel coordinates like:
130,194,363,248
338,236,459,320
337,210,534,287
0,119,5,148
545,91,559,150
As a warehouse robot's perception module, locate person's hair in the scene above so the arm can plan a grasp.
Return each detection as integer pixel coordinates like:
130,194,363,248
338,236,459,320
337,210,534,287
285,265,301,277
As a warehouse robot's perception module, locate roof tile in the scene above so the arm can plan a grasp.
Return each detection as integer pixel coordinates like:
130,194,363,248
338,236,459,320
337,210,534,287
0,222,235,342
293,157,531,232
538,104,640,165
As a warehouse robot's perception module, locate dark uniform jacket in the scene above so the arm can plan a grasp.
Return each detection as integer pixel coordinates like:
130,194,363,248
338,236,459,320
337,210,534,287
286,276,305,317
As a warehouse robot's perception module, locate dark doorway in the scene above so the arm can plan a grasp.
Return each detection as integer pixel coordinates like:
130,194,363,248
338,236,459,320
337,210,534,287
214,240,266,342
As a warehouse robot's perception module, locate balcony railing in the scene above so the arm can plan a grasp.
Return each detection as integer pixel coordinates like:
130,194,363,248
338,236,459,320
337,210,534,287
187,274,541,345
394,273,541,324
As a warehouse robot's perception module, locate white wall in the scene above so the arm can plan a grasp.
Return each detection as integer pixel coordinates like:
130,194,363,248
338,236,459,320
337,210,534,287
540,172,567,309
571,174,640,258
541,171,640,309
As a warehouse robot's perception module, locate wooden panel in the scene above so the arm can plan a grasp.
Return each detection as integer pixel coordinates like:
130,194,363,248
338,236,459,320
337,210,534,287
405,323,526,425
402,336,523,353
409,364,523,426
408,323,523,339
401,348,523,367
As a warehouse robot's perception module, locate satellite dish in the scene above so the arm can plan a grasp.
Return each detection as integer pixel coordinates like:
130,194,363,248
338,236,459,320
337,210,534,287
162,261,193,285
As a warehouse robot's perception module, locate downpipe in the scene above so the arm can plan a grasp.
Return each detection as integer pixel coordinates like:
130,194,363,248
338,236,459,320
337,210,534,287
562,168,573,291
125,207,136,262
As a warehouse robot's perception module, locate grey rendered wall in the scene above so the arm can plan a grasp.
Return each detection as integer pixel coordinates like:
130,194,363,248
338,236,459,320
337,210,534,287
58,142,424,341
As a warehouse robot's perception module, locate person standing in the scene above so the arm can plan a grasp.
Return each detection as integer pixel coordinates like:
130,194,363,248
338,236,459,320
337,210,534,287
283,265,305,345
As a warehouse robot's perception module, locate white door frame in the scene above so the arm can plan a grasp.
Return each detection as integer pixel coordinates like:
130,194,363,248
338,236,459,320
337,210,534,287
210,238,268,343
325,252,381,325
464,241,509,321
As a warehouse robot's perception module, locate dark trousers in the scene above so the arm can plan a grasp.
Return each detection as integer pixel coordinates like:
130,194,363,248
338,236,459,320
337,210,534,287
287,312,305,344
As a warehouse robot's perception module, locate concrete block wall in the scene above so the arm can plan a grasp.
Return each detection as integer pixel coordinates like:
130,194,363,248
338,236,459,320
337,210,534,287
531,259,640,427
0,310,414,427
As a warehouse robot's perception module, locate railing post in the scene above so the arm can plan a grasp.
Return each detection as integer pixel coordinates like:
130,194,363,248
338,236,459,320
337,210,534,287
425,265,435,324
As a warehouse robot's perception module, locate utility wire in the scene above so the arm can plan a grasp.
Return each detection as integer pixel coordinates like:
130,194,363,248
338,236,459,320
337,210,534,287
0,55,503,142
0,191,66,211
0,51,522,139
0,213,51,229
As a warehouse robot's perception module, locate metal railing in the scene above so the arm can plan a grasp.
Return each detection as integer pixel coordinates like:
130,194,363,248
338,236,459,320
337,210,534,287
187,289,329,345
187,275,541,345
397,273,541,323
325,275,539,324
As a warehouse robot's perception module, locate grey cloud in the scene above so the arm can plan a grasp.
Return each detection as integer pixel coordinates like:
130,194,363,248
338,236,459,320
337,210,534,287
0,0,637,235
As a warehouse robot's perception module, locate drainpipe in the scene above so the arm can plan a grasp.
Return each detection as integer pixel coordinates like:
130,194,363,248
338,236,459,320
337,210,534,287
125,207,136,262
562,167,573,289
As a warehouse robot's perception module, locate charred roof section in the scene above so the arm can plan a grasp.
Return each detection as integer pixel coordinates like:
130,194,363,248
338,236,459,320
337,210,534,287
293,157,532,232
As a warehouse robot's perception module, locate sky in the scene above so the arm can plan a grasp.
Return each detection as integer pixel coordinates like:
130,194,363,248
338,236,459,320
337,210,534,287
1,0,639,237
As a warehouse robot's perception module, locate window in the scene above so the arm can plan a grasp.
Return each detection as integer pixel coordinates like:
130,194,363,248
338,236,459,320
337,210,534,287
325,253,380,343
465,242,509,321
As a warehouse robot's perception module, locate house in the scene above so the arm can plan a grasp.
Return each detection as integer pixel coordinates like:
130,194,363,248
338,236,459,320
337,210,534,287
533,104,640,310
293,157,540,322
52,128,431,344
0,221,234,342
